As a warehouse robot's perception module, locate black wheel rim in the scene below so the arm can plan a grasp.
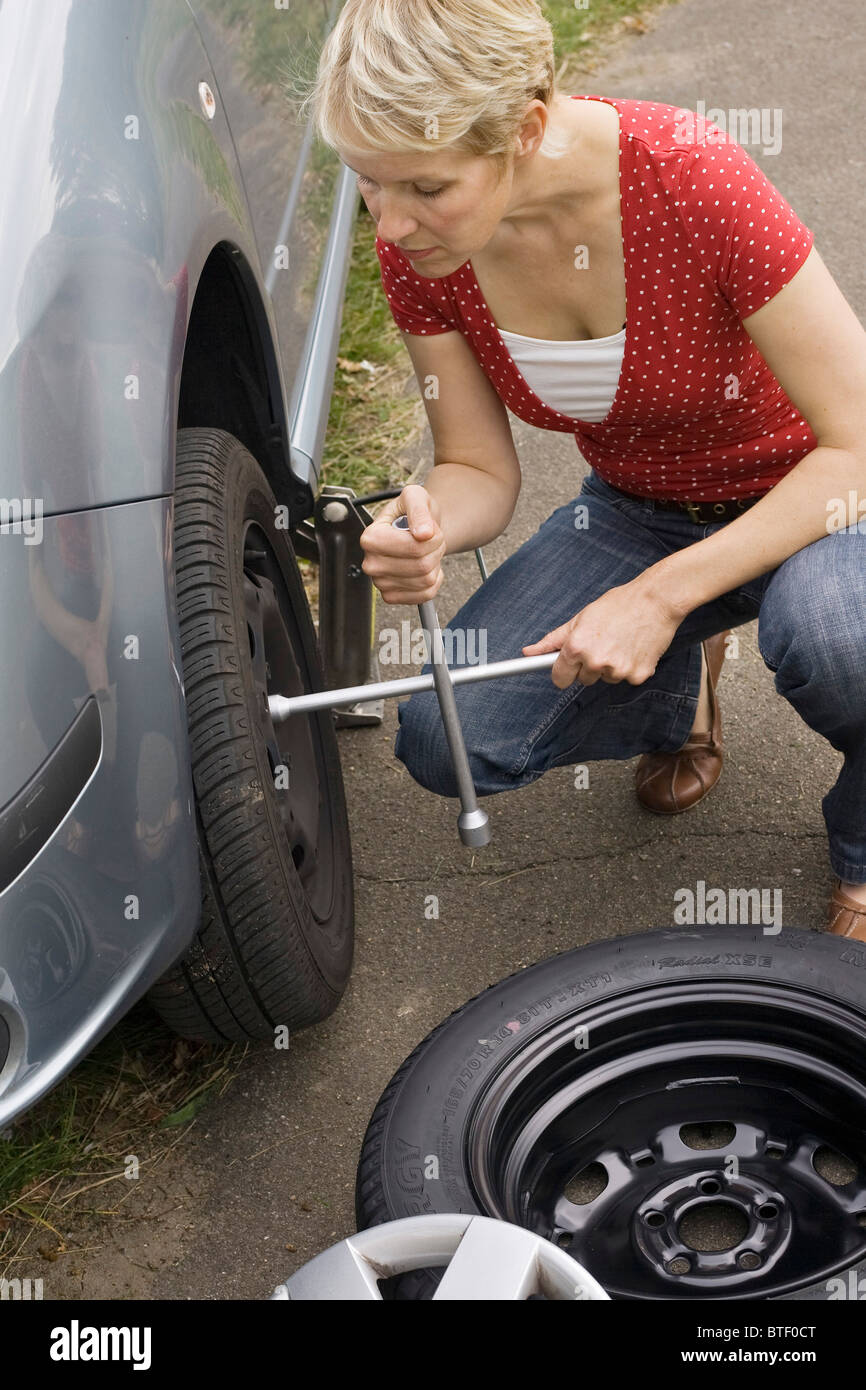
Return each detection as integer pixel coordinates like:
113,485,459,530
242,521,335,923
465,979,866,1299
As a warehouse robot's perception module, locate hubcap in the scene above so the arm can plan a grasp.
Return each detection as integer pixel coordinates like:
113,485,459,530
271,1214,610,1301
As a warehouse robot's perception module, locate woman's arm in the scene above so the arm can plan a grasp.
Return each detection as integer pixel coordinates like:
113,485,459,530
395,326,523,552
646,244,866,618
524,245,866,687
360,328,523,603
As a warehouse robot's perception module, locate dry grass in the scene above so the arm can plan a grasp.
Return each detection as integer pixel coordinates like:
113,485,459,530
0,1007,247,1276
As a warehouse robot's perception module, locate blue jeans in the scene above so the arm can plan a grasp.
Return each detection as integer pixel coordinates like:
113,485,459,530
394,469,866,883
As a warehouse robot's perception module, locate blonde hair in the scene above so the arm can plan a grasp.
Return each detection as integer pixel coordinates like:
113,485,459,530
293,0,570,174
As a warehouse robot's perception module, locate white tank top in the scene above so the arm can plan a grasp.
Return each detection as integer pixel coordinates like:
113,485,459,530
497,325,626,422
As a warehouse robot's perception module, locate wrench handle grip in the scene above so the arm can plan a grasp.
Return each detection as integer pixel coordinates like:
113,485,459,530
392,517,490,846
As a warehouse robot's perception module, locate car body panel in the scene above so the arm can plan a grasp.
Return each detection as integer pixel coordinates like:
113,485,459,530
0,495,201,1126
185,0,340,409
184,0,357,491
0,0,357,1125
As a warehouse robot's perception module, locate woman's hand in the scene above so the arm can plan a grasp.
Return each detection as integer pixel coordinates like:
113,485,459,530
522,577,683,689
359,483,446,605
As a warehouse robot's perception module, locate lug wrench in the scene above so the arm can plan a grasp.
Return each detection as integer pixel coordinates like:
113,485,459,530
390,515,489,847
267,517,558,847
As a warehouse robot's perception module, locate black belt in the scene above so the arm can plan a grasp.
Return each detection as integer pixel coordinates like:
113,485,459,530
614,489,764,525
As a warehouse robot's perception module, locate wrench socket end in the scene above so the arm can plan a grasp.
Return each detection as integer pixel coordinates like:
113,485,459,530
458,809,491,848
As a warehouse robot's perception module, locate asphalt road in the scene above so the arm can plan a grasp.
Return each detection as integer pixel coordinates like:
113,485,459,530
46,0,864,1300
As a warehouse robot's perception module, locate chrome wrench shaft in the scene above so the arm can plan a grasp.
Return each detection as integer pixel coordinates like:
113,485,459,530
415,594,490,847
267,650,557,718
392,515,488,847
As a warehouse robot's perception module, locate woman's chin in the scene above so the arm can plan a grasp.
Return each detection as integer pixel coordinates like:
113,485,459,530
413,249,464,275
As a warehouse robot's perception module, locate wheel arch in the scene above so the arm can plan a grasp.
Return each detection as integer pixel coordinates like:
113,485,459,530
177,242,314,524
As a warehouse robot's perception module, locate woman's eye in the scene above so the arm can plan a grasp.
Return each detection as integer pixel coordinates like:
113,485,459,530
356,175,443,200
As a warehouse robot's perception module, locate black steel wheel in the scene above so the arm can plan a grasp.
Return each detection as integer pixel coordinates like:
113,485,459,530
357,927,866,1300
148,428,353,1042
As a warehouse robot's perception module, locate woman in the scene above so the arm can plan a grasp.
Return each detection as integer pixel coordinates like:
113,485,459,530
305,0,866,939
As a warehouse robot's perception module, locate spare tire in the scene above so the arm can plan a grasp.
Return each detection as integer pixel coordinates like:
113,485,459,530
356,926,866,1300
148,428,353,1042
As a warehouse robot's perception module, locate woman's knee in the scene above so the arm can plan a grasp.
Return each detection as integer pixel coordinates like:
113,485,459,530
758,534,866,709
394,687,522,798
394,691,457,796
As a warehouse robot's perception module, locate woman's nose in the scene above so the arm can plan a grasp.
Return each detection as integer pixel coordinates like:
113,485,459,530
372,194,418,245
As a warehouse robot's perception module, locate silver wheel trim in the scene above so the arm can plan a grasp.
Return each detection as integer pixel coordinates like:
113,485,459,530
270,1214,610,1301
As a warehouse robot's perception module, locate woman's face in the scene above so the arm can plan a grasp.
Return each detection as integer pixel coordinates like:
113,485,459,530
337,137,516,275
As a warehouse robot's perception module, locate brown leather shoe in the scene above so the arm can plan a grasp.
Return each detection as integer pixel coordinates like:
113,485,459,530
635,631,729,815
825,881,866,941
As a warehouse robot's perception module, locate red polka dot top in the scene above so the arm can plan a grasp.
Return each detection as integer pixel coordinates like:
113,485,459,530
374,95,818,500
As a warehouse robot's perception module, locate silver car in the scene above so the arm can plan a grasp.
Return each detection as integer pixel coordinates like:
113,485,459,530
0,0,364,1128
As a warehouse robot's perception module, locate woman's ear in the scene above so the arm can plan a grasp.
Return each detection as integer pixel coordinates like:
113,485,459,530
515,98,550,159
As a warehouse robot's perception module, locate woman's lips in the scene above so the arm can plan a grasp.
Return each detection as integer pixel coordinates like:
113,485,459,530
401,246,438,260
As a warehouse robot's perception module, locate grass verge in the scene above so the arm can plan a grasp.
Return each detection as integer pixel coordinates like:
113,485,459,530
0,1008,247,1278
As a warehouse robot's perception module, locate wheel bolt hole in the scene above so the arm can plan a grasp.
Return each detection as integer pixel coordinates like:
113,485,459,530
564,1161,608,1206
556,1232,572,1249
737,1251,762,1271
813,1144,859,1187
644,1209,666,1228
680,1121,736,1151
667,1257,690,1275
699,1177,722,1196
757,1202,778,1220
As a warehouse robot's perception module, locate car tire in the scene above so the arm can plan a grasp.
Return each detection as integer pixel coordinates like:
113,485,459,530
148,427,354,1042
356,926,866,1300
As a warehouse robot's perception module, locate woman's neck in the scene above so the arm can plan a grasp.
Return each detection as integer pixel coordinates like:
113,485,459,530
501,95,615,233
